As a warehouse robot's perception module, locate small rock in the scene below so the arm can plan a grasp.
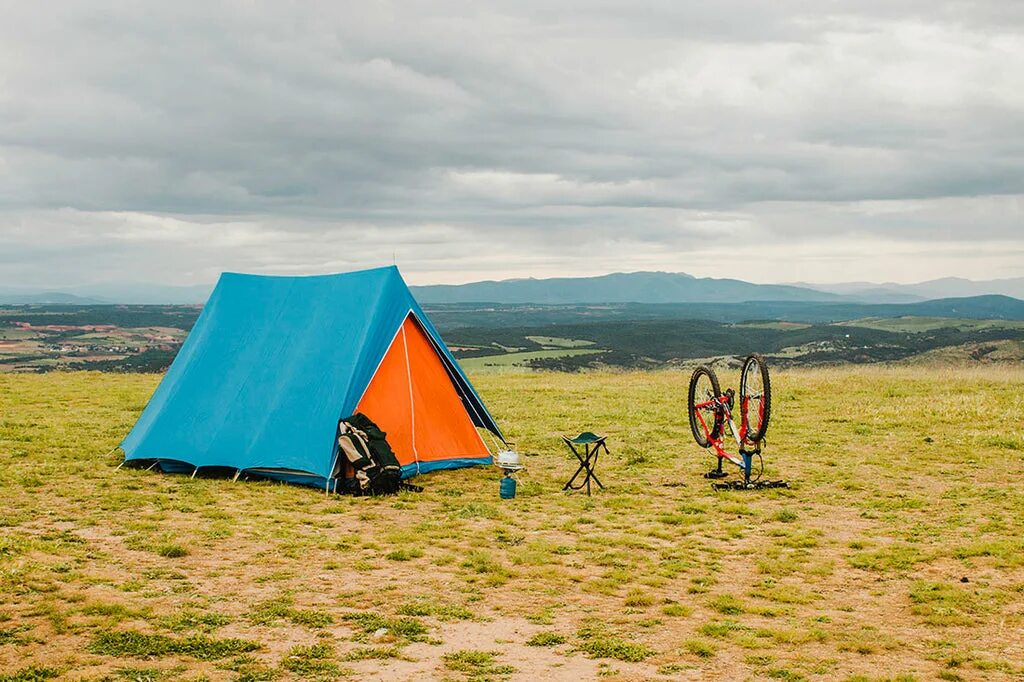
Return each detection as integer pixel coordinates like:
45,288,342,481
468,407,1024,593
372,628,388,639
960,576,969,583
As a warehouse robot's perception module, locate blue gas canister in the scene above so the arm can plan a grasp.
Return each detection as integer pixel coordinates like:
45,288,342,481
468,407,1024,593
499,475,517,499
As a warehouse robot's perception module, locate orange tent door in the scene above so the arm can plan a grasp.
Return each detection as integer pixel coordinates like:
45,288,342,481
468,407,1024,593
355,315,489,472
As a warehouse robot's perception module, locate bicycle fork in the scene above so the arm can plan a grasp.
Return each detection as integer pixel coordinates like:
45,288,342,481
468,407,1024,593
724,412,755,483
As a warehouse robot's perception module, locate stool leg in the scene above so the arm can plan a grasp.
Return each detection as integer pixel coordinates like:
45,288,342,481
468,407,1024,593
564,461,586,490
586,444,592,496
593,443,606,489
564,443,584,490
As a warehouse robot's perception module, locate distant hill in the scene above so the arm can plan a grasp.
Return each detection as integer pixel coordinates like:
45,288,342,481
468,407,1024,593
426,294,1024,328
0,283,211,305
0,291,107,305
904,277,1024,300
68,282,214,304
789,294,1024,323
5,271,1024,307
412,271,842,304
799,276,1024,302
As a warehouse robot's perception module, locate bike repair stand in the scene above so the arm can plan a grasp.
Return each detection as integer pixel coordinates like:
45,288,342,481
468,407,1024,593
705,445,790,491
704,456,729,480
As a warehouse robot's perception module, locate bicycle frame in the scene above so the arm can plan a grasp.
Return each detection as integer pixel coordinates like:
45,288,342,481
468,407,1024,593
692,391,764,482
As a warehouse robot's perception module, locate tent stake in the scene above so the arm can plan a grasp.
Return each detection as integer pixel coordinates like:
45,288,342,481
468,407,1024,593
146,461,159,471
191,466,199,479
233,469,242,482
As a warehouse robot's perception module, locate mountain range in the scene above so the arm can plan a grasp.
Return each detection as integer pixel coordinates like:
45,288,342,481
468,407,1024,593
409,272,1024,305
0,283,212,305
791,277,1024,303
1,272,1023,306
411,272,844,305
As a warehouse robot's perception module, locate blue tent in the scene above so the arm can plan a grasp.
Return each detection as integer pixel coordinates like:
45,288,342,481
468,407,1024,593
121,266,502,488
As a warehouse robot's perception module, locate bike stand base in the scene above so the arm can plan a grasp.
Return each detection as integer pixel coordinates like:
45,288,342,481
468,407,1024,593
703,470,729,479
711,479,789,491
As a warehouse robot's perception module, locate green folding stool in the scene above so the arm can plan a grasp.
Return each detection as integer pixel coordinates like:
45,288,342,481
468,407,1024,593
562,432,607,495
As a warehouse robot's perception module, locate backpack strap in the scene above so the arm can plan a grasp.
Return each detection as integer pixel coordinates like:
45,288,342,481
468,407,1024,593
338,413,418,496
337,421,377,491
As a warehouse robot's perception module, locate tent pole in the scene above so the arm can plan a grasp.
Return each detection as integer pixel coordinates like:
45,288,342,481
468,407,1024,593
191,466,199,479
146,461,159,471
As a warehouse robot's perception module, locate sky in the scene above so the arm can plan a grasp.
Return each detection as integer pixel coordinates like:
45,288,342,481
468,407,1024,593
1,1,1022,288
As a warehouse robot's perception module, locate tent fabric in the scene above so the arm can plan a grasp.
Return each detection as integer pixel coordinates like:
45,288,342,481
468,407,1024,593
354,316,490,477
120,266,501,481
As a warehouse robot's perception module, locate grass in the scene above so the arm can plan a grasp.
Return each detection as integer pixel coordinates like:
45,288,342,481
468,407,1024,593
342,645,403,661
1,366,1023,679
395,598,473,621
247,594,334,629
341,612,428,641
844,316,1024,333
662,603,693,617
154,543,188,558
524,336,596,348
158,609,231,633
0,668,60,682
281,642,344,677
458,348,604,372
89,631,260,660
526,631,566,646
442,650,516,678
684,638,716,658
576,624,654,662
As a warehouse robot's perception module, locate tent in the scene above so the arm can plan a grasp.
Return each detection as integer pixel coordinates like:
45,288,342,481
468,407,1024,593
120,266,503,489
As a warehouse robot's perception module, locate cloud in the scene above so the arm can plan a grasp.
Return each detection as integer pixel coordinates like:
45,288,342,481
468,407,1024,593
0,1,1022,287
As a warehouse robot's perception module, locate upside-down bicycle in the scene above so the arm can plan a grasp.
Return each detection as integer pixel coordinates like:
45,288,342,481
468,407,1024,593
687,353,786,489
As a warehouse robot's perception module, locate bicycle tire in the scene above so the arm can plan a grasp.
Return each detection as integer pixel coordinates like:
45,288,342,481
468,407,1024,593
688,366,723,447
739,353,771,442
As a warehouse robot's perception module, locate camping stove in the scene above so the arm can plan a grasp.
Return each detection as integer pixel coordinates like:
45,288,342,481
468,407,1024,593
495,450,524,499
496,449,524,472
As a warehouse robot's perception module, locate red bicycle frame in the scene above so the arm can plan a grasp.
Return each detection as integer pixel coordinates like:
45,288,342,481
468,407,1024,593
693,390,764,480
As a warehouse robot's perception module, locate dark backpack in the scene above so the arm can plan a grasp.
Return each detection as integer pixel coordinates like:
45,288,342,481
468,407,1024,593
335,413,405,495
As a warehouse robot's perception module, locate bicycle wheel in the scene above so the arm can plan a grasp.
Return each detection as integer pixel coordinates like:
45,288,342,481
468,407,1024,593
739,353,771,442
688,366,723,447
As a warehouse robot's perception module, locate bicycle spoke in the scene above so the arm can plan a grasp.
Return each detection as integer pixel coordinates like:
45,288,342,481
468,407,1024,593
739,353,771,442
689,365,723,448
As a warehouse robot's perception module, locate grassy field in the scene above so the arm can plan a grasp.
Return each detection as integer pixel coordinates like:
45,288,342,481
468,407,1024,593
523,337,597,348
843,318,1024,333
459,349,605,373
1,367,1023,681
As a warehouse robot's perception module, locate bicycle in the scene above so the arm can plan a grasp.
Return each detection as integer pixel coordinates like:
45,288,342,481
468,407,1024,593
688,353,783,488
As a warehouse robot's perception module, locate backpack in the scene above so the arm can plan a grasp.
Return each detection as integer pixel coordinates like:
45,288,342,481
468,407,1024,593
335,413,413,496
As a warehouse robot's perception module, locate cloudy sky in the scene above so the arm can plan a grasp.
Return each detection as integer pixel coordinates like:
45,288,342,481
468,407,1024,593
1,1,1022,288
